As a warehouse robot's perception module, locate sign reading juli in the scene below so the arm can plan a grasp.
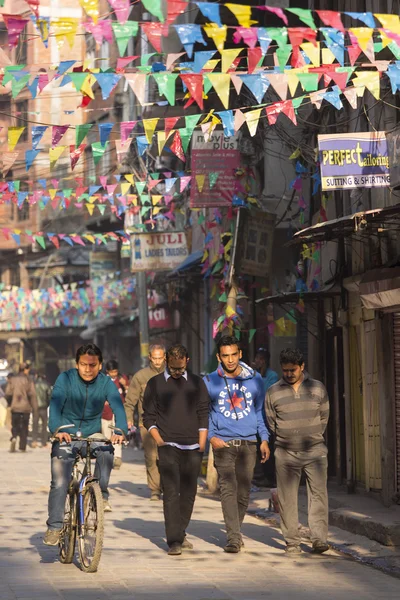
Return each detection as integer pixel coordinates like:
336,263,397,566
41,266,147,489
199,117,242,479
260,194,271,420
318,132,390,190
130,232,188,272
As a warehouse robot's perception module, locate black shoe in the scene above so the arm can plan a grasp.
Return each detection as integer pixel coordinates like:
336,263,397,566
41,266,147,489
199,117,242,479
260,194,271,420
224,542,241,553
168,543,182,556
285,544,302,555
312,540,330,554
9,439,16,453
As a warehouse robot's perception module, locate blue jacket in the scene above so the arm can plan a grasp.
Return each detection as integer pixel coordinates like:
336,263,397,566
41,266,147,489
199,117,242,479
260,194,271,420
204,362,270,442
48,369,128,438
262,368,279,394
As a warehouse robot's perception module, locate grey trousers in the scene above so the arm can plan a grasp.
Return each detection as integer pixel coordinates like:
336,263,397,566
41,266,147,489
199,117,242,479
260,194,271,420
140,426,161,495
275,444,328,546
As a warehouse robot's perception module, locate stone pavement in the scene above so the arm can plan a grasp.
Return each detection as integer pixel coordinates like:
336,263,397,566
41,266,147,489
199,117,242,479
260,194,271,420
1,429,400,600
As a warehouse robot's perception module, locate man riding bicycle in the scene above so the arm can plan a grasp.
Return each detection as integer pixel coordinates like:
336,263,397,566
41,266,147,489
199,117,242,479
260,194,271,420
44,344,128,546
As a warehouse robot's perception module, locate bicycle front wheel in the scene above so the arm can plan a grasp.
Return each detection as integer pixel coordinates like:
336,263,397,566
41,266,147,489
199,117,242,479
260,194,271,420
77,481,104,573
59,492,77,564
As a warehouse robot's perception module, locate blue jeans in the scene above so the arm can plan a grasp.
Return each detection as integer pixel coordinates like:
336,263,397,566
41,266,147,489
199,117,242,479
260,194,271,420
47,441,114,531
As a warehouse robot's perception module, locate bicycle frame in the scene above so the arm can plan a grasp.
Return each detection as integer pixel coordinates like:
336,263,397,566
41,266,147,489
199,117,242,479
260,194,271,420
76,440,99,536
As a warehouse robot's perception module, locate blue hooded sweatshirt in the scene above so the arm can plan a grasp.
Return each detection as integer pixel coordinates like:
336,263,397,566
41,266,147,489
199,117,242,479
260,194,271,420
204,361,270,442
48,368,128,438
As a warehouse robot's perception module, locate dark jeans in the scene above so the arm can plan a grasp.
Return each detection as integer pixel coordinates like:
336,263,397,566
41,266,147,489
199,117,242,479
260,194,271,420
47,441,114,531
32,407,48,446
158,445,203,546
11,412,31,451
214,443,257,544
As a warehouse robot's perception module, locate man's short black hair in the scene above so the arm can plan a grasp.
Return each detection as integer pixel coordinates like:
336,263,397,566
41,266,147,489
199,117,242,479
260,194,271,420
280,348,304,366
216,335,241,355
166,344,188,360
76,344,103,364
105,359,118,372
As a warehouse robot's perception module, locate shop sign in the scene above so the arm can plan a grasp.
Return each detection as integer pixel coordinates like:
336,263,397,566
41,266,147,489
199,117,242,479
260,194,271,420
233,209,275,278
149,307,171,329
130,232,188,272
318,132,390,190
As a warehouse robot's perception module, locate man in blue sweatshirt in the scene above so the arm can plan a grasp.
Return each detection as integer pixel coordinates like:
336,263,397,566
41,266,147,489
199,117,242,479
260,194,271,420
44,344,128,546
204,335,270,553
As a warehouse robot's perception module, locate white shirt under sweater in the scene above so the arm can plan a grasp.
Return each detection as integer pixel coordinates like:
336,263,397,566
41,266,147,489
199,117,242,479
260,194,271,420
148,370,206,450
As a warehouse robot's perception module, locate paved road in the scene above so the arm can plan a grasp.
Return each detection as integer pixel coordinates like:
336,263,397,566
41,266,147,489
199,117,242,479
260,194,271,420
1,441,400,600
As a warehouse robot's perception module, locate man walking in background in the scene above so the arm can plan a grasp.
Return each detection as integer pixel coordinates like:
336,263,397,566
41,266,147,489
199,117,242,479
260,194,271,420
252,347,279,394
32,373,51,448
102,360,128,469
143,344,209,556
125,344,166,500
6,363,37,453
265,348,330,555
204,335,270,554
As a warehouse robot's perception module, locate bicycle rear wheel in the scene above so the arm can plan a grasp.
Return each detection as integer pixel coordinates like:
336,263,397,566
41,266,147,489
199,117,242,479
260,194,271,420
59,492,77,563
77,481,104,573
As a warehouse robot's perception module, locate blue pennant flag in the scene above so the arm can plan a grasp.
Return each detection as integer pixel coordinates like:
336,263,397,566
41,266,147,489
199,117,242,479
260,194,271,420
173,24,206,59
94,73,121,100
323,86,343,110
196,2,222,27
387,64,400,93
218,110,234,137
99,123,114,147
257,28,272,55
193,50,216,73
56,60,76,78
32,125,47,150
17,192,28,207
27,76,38,99
25,149,40,171
239,74,270,104
345,12,376,28
136,135,149,156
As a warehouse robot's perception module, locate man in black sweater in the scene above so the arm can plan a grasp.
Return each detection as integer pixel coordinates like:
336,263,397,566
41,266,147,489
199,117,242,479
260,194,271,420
143,344,210,556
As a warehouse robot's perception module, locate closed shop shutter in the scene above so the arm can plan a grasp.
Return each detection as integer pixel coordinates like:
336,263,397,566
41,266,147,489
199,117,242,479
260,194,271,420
394,313,400,493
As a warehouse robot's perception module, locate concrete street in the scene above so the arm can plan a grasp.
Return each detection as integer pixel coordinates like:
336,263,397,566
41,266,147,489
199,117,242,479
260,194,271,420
1,437,400,600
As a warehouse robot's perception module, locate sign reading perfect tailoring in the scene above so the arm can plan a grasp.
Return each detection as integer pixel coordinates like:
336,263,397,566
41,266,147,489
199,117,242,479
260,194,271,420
130,232,188,272
318,132,390,191
190,131,240,208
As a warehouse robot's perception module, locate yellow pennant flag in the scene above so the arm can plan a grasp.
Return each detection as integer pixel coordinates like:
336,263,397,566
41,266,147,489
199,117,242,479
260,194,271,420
120,182,131,196
151,206,161,216
49,189,58,200
375,14,400,34
353,71,380,100
83,234,96,243
87,195,97,204
81,74,96,99
202,249,209,262
321,48,336,64
51,18,79,48
244,109,262,137
204,24,227,53
206,74,231,109
49,145,67,169
8,127,25,151
225,304,236,318
225,4,257,28
221,48,242,73
203,59,220,71
124,174,135,185
195,174,206,192
157,131,167,155
79,0,99,24
301,42,320,67
143,118,159,144
152,195,163,206
379,30,393,48
127,194,137,206
86,203,95,215
287,71,300,97
349,28,373,54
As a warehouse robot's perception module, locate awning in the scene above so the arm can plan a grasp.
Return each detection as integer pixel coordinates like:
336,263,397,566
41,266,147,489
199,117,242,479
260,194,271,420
360,266,400,310
170,249,203,275
290,204,400,245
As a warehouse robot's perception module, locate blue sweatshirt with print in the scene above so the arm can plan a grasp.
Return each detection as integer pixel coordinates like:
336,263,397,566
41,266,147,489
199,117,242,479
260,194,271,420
204,362,270,442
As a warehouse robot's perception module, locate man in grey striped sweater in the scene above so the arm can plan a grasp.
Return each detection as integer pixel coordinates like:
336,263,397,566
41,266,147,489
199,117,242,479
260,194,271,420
265,348,330,555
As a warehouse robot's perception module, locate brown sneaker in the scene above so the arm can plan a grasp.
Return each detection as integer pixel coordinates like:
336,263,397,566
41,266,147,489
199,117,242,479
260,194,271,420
312,540,330,554
224,542,241,553
44,529,62,546
285,544,302,555
167,543,182,556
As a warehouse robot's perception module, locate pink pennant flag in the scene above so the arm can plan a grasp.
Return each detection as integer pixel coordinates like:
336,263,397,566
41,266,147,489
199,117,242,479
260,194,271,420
108,0,131,24
234,109,246,132
3,16,29,48
52,125,70,147
260,6,288,25
116,56,139,71
100,176,108,189
180,176,191,192
148,179,161,191
38,73,49,92
166,53,185,70
120,120,137,143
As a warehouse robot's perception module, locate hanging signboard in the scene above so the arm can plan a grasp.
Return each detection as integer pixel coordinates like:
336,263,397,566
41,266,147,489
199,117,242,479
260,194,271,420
231,209,275,279
130,232,188,272
190,131,240,208
318,132,390,190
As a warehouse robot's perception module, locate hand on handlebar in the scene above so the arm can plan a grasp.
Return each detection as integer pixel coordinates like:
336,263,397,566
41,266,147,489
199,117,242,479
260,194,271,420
55,432,72,443
111,434,124,444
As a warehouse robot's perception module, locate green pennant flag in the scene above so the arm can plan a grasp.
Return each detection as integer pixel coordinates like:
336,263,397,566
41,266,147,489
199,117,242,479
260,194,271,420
153,72,178,106
287,8,317,30
140,206,150,216
150,172,160,179
212,260,223,274
218,292,228,302
249,329,256,343
135,181,147,196
276,45,292,69
63,188,73,198
204,74,213,95
3,65,26,86
69,72,89,93
198,213,205,224
292,96,305,111
209,172,219,189
389,41,400,59
98,204,106,215
296,73,319,93
11,74,30,98
14,180,21,192
140,194,151,204
266,28,288,50
92,141,108,165
234,329,241,341
185,114,201,133
179,128,192,153
112,21,139,56
286,310,297,324
76,124,93,147
35,235,46,250
141,0,164,22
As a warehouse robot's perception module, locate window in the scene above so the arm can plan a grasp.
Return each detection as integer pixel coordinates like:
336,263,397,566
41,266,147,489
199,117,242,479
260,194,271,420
17,202,30,222
15,100,29,142
16,30,28,65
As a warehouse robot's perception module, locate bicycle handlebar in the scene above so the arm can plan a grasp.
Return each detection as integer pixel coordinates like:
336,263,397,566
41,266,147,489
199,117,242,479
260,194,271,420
50,424,127,443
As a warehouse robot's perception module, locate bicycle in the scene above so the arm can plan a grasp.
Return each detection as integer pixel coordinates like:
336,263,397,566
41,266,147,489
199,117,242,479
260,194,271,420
52,424,125,573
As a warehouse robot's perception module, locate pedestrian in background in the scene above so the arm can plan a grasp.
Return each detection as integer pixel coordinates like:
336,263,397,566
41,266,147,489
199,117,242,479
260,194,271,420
204,335,270,554
252,347,279,488
143,344,209,556
125,344,166,500
32,373,51,448
265,348,330,555
6,363,37,453
102,359,127,469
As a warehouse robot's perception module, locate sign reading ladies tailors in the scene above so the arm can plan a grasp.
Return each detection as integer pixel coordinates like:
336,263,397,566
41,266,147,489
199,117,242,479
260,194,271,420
130,232,188,272
318,132,390,191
